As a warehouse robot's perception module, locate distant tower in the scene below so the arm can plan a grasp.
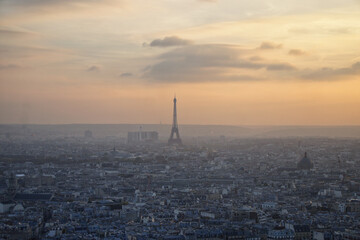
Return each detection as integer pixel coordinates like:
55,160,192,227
168,97,182,145
139,126,142,141
7,172,17,196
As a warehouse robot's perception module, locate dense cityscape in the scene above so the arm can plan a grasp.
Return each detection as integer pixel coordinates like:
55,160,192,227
1,124,359,239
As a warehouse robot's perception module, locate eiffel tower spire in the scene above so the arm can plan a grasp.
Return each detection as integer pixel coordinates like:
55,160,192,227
168,96,182,145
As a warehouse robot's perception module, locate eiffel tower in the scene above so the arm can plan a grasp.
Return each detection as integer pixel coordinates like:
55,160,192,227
168,96,182,145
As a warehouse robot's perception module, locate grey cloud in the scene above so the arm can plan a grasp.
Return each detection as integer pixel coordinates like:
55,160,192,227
302,62,360,80
1,0,78,12
0,0,124,17
150,36,192,48
120,72,133,77
87,66,100,72
248,56,264,61
0,44,69,61
267,63,296,71
225,75,264,81
258,42,283,50
144,44,295,83
0,29,34,37
288,49,306,56
1,0,118,8
0,64,20,70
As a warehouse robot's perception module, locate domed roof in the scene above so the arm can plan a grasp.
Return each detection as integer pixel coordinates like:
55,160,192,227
297,152,313,170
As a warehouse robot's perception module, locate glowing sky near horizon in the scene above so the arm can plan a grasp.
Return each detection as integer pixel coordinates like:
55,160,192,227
0,0,360,125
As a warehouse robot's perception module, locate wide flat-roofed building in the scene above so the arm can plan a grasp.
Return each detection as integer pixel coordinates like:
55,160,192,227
127,131,158,143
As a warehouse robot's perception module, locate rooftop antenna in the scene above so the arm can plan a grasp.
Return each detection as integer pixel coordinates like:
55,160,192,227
139,125,142,141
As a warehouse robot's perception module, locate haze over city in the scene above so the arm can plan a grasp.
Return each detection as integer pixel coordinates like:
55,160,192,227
2,2,360,239
1,0,360,125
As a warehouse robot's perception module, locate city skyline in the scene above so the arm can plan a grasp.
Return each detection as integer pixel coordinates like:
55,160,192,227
1,0,360,125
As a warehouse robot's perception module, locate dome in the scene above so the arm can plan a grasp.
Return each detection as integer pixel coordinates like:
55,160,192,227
297,152,313,170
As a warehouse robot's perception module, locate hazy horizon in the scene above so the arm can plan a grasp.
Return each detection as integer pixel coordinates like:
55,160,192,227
2,123,360,127
2,123,360,139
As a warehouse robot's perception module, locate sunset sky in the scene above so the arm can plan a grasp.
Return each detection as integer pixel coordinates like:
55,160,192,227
1,0,360,125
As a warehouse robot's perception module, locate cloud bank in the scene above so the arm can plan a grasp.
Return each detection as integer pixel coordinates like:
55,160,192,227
87,66,100,72
0,64,20,70
258,42,283,50
144,44,296,82
288,49,306,56
120,72,133,77
303,62,360,80
149,36,193,48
